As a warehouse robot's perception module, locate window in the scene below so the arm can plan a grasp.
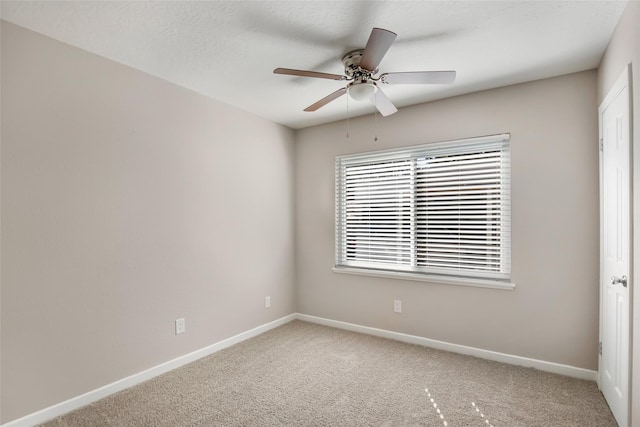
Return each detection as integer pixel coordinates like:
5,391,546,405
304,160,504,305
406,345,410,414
335,134,511,288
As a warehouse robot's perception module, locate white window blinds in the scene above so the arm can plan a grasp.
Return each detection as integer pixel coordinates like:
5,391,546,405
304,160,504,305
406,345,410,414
335,134,510,282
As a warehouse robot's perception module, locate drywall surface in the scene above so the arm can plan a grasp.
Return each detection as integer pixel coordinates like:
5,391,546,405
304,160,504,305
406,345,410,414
0,21,295,423
597,2,640,425
296,70,599,371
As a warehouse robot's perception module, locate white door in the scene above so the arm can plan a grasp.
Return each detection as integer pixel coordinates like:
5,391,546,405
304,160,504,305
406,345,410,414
599,65,631,427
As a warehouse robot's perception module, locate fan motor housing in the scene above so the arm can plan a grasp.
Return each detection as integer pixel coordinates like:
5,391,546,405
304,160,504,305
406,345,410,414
342,49,378,78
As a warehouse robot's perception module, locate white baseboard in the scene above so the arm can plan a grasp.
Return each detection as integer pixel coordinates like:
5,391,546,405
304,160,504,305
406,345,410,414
2,311,597,426
296,313,597,381
1,314,297,427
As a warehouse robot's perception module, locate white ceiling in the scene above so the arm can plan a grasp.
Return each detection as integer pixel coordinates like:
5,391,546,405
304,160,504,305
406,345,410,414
0,1,628,129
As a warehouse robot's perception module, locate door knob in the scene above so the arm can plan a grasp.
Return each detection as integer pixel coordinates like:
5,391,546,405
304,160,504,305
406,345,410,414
611,275,628,287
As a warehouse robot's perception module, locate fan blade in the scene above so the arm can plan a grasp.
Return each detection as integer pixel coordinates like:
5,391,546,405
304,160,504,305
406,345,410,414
304,87,348,112
371,87,398,117
380,71,456,85
274,68,347,81
359,28,397,71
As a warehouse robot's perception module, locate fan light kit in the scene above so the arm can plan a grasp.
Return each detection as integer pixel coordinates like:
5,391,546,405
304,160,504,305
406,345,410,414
347,81,377,101
274,28,456,117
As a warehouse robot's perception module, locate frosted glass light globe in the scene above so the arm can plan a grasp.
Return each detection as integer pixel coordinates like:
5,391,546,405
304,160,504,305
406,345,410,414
348,82,377,101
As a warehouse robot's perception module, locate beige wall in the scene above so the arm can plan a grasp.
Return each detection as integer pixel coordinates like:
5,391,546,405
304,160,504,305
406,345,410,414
597,2,640,425
296,71,600,370
0,21,296,423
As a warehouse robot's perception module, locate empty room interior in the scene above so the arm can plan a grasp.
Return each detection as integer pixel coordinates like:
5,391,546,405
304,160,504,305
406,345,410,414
1,1,640,426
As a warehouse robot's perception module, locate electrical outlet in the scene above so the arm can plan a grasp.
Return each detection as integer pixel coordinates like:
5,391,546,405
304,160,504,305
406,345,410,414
394,300,402,313
265,296,271,308
175,318,186,335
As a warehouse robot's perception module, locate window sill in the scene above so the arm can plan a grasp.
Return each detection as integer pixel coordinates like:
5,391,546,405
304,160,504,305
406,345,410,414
332,267,516,290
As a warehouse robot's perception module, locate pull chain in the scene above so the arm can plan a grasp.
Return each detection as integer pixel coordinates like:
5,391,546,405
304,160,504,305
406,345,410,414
374,109,378,142
346,93,350,138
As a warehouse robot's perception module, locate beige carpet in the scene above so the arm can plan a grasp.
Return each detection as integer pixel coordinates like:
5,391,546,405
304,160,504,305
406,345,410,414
41,320,616,426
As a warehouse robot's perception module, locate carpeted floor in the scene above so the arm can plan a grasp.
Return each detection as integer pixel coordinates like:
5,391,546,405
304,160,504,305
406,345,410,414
41,320,617,426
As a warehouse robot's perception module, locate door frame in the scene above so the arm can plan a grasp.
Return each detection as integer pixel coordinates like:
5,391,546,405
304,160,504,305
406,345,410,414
598,62,633,426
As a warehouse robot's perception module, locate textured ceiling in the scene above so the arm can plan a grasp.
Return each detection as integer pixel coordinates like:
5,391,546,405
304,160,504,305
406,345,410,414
0,1,629,129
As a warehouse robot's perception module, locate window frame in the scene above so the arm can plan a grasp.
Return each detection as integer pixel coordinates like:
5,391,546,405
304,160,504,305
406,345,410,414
334,133,514,290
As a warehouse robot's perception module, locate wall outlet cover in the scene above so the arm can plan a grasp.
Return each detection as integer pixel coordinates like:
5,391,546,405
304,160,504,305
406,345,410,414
175,318,186,335
394,300,402,313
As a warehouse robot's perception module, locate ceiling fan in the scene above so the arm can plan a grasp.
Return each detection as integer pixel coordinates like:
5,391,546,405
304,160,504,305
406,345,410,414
273,28,456,117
